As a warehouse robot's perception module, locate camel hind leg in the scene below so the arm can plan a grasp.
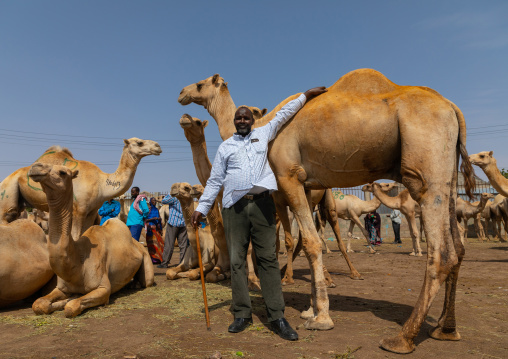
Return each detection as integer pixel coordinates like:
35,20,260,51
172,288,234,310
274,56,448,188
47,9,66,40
135,248,155,287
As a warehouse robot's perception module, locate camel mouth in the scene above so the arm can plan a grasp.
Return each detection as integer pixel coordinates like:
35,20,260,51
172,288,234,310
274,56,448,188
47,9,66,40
179,115,192,128
169,191,179,197
28,174,45,183
177,94,191,106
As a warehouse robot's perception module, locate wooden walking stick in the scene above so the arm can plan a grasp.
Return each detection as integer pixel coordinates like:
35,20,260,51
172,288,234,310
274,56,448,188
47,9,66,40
195,226,211,330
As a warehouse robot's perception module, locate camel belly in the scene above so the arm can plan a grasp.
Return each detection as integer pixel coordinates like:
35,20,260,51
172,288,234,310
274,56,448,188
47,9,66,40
272,98,401,188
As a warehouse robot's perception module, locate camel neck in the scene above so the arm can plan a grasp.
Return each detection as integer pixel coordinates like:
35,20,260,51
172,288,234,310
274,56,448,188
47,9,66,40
206,88,237,141
362,196,382,212
373,188,401,209
45,188,77,273
187,135,212,187
483,159,508,195
102,149,140,198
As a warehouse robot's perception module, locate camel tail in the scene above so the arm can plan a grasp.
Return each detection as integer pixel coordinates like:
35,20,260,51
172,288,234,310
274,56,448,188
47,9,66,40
450,100,475,200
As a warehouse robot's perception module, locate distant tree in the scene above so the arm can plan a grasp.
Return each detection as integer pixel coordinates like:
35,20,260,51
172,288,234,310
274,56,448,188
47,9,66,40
501,168,508,179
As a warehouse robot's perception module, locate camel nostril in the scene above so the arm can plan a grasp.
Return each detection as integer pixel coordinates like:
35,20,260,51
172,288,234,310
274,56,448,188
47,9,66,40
179,89,184,95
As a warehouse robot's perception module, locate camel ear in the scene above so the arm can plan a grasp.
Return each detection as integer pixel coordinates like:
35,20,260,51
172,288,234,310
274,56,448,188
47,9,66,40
212,74,220,84
203,119,208,128
261,108,267,116
223,82,228,88
489,150,493,157
72,170,79,179
123,139,130,146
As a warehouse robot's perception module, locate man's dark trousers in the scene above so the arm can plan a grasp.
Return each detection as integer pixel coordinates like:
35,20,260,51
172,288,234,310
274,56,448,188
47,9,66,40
392,221,401,243
222,196,285,322
161,224,189,266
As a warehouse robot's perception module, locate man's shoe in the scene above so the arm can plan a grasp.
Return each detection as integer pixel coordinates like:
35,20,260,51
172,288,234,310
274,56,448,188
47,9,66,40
156,264,167,268
228,317,253,333
270,318,298,341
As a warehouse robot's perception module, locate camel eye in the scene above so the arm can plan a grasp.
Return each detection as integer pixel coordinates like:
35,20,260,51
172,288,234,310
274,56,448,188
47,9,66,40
195,120,202,126
59,170,67,176
137,141,144,146
196,83,203,91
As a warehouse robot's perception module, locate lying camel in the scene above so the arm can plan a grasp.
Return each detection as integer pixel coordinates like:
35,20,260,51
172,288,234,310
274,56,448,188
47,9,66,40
166,182,218,282
0,219,54,308
369,183,424,256
456,193,495,241
0,138,161,240
28,163,154,317
180,69,475,353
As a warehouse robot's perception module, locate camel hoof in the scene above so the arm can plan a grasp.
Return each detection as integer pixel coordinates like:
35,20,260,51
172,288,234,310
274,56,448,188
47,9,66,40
379,335,415,354
300,307,314,320
32,299,51,315
281,277,294,286
416,252,423,257
166,269,178,280
304,315,334,330
409,252,416,256
350,272,364,280
63,301,81,318
428,326,461,341
326,280,336,288
248,281,261,292
346,249,355,253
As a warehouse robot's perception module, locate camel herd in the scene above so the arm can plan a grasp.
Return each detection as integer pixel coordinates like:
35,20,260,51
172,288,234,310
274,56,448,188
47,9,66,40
1,68,507,354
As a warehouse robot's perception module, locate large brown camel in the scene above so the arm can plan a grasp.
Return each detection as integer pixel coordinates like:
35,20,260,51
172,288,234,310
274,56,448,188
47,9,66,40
0,219,54,308
165,182,218,282
0,138,162,240
456,193,495,241
27,163,154,317
179,69,475,353
470,151,508,197
369,183,424,256
178,75,361,287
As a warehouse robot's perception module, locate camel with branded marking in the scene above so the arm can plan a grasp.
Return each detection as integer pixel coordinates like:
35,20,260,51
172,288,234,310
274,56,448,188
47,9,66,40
179,69,475,354
369,183,424,256
178,76,361,288
0,138,162,240
0,219,54,308
166,182,218,282
27,163,154,317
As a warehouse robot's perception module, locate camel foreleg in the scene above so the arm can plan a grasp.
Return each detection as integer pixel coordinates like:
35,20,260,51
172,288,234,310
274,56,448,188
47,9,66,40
63,285,111,318
349,212,375,254
406,213,423,257
32,287,73,315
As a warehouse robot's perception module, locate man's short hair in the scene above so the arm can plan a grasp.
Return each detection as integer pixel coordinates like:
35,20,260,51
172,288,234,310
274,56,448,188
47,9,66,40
132,186,140,192
235,106,253,118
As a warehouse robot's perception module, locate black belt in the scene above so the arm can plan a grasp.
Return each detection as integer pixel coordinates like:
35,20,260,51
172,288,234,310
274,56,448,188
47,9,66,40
243,190,270,201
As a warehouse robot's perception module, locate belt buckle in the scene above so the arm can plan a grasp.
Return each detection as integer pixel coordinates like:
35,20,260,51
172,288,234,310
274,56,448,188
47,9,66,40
244,194,254,200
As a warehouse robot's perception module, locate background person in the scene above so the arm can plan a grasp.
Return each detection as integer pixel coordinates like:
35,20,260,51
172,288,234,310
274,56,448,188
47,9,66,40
126,186,149,241
97,198,121,225
389,209,402,244
146,197,164,264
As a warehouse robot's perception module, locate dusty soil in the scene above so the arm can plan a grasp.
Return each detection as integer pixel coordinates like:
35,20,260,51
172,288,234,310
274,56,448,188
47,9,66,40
1,234,507,359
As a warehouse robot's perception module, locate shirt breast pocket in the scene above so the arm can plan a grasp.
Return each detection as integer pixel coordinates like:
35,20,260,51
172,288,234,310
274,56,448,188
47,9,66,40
252,140,267,154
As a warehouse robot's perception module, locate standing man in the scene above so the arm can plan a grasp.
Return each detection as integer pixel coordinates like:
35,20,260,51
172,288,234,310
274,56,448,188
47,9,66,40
157,193,189,268
389,209,402,244
98,198,121,225
191,87,327,341
126,186,149,241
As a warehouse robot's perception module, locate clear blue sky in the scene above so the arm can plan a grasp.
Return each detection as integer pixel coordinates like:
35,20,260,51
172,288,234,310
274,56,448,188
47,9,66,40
1,1,507,192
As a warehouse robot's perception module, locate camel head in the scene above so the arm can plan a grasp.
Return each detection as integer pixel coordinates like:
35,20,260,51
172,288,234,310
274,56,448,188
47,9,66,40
190,184,204,200
170,182,192,201
480,192,495,201
28,163,78,198
237,106,268,120
123,138,162,160
362,182,397,193
178,74,227,107
469,151,495,169
179,114,208,143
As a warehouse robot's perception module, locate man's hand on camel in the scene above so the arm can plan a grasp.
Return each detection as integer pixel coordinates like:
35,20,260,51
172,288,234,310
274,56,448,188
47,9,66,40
191,211,203,229
304,86,327,101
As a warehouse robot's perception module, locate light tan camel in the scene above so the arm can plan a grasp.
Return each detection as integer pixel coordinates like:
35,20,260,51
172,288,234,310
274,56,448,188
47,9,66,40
178,76,361,287
27,163,154,317
470,151,508,197
118,195,129,223
369,183,424,256
456,193,495,241
0,219,54,307
166,182,218,282
475,196,503,241
0,139,162,240
486,194,508,242
330,183,396,253
179,69,475,353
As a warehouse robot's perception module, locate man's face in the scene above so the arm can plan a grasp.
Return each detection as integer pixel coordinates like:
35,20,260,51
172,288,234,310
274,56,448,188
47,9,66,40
131,188,139,197
234,107,254,136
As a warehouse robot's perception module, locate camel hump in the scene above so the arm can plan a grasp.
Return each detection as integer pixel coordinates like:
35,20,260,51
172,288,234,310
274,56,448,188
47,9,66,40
331,68,398,95
43,146,75,158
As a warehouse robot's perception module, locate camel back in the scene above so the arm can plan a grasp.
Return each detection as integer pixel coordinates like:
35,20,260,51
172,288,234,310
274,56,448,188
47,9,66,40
330,68,398,95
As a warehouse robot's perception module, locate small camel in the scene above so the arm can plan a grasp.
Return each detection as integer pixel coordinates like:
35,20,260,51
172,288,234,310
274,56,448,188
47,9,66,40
0,139,162,240
456,193,495,241
487,194,508,242
179,70,475,353
0,219,54,308
369,183,424,256
470,151,508,197
27,163,154,317
166,182,218,282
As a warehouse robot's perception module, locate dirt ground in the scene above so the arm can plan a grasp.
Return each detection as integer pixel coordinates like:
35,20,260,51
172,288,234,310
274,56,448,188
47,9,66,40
1,233,507,359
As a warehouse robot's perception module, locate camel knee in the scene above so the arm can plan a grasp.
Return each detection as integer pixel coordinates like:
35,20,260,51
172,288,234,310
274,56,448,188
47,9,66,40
32,298,52,315
63,300,82,318
166,268,180,280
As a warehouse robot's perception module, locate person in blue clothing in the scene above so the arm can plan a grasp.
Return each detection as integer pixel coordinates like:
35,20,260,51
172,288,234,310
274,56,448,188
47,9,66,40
157,193,189,268
126,186,149,241
97,199,121,225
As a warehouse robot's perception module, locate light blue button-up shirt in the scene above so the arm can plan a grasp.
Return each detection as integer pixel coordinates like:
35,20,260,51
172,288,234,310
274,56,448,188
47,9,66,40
196,94,306,216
